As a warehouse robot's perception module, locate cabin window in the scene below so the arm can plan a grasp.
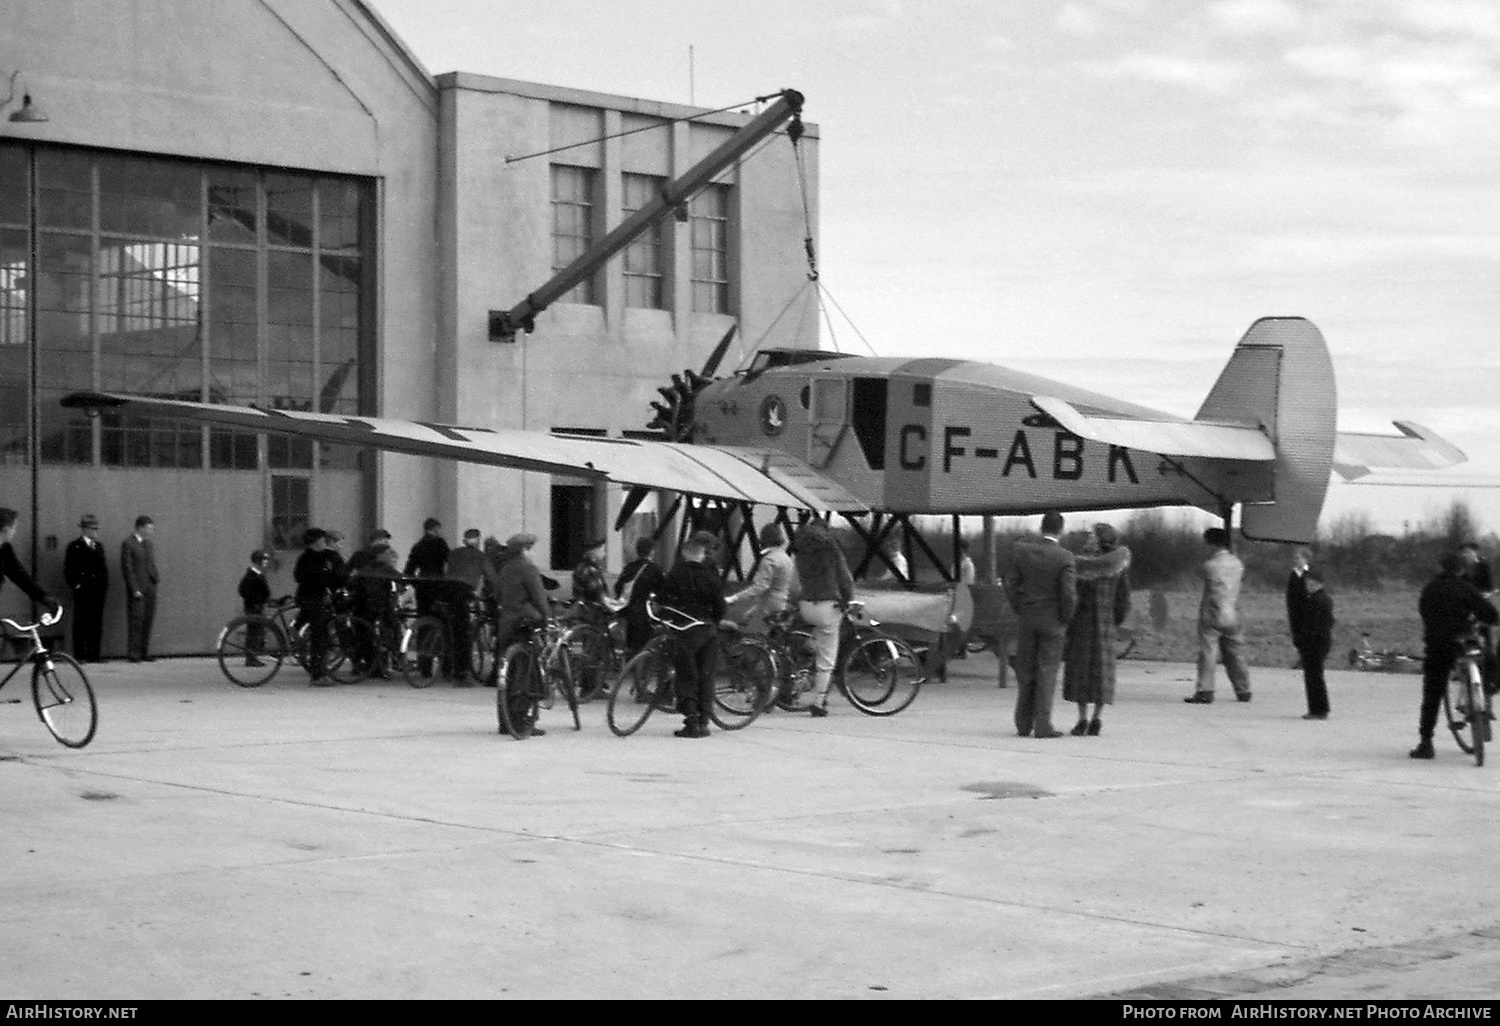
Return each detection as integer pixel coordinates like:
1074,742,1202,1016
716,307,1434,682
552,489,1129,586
851,378,888,470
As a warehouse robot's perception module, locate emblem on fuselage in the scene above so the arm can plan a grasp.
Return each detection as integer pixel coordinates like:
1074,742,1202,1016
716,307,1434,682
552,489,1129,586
759,395,787,436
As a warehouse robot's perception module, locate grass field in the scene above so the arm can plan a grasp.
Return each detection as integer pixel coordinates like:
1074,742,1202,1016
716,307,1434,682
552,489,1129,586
1121,586,1426,670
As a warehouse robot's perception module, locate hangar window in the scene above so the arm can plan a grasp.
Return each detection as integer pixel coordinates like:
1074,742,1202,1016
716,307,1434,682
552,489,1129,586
551,165,597,305
0,142,374,472
690,184,732,314
622,174,665,310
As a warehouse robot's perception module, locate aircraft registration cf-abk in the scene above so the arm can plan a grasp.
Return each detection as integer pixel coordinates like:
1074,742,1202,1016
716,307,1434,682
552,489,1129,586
58,87,1468,580
60,315,1464,558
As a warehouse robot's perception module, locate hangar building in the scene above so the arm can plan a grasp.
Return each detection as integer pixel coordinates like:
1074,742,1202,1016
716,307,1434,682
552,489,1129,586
0,0,820,654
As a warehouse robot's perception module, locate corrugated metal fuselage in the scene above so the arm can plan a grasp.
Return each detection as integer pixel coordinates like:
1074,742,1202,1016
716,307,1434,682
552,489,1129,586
692,356,1275,516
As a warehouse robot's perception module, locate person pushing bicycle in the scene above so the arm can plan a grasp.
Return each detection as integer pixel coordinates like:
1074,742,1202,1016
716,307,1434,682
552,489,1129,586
1411,552,1499,760
0,507,61,621
659,531,728,739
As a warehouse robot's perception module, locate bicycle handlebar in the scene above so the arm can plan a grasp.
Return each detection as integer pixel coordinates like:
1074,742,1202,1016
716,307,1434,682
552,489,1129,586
1,606,63,633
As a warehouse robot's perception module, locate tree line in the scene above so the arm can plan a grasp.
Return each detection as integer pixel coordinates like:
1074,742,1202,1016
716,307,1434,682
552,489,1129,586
829,500,1489,592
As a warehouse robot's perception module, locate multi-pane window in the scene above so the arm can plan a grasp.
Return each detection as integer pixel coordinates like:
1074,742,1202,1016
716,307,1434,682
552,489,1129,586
270,475,310,551
551,165,596,305
0,149,29,466
690,183,731,314
621,173,664,309
0,142,372,472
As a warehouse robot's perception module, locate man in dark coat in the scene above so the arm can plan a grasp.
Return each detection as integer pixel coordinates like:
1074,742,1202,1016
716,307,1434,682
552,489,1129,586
1412,553,1499,759
63,513,108,662
405,518,449,621
1286,546,1313,669
0,507,59,617
120,515,159,662
294,529,340,685
658,531,727,739
491,532,553,735
616,537,666,657
1296,569,1334,720
1003,511,1077,739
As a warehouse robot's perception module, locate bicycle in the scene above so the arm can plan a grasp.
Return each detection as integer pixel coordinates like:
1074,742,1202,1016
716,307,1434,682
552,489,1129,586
605,603,774,736
496,618,581,739
756,601,926,716
215,595,331,687
560,600,628,703
1443,631,1494,767
1,608,97,748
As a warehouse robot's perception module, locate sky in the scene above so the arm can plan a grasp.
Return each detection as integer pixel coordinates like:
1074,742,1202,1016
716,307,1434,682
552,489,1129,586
371,0,1500,537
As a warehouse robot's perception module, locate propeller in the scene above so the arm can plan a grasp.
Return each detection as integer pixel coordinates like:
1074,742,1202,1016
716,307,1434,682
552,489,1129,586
644,324,737,442
626,325,740,529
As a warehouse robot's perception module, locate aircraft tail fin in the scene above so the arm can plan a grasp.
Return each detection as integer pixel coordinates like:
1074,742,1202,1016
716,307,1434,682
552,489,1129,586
1195,317,1336,544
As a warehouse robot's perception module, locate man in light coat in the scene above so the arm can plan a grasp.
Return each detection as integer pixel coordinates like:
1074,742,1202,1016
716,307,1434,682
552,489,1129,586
1186,527,1253,703
726,523,797,632
1003,510,1077,739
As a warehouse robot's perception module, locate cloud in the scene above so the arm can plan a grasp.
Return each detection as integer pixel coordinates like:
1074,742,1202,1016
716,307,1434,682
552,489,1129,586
1206,0,1302,36
1056,3,1105,36
1083,52,1249,91
831,0,908,33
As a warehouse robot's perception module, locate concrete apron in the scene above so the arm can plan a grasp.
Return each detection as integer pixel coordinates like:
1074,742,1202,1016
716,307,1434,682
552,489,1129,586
0,653,1494,1000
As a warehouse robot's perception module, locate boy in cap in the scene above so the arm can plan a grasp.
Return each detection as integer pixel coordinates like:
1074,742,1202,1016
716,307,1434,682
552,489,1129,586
1296,569,1334,720
238,550,273,667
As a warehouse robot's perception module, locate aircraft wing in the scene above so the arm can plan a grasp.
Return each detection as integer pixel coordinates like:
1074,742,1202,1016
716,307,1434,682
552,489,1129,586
1028,396,1275,460
59,392,867,513
1332,422,1468,480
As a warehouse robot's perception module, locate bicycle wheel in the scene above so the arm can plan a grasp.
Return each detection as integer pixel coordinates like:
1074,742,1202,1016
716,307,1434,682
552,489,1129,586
498,642,538,739
840,634,925,716
1444,660,1478,755
329,616,377,684
548,642,582,731
402,616,449,689
608,645,670,737
1466,659,1487,767
564,623,614,702
215,616,285,687
468,618,496,683
708,635,774,730
774,630,818,711
32,651,97,749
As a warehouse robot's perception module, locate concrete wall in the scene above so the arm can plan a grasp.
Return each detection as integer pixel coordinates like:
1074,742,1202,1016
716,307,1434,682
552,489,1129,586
437,74,821,571
0,0,440,651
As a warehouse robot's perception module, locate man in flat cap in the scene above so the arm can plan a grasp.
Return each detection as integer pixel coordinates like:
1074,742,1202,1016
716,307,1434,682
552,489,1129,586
491,532,553,734
64,514,108,662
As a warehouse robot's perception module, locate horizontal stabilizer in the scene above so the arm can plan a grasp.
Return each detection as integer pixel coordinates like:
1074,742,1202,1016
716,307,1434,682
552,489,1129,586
59,392,868,514
1333,422,1467,480
1029,396,1274,461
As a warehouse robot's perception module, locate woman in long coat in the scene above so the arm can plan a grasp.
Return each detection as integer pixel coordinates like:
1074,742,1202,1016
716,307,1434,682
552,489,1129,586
1063,523,1131,736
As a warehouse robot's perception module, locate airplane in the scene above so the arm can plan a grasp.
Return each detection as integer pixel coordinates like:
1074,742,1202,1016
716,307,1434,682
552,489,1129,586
57,88,1468,582
59,314,1465,573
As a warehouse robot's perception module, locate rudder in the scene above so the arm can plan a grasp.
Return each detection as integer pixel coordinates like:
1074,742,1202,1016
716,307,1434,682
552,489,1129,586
1195,317,1336,544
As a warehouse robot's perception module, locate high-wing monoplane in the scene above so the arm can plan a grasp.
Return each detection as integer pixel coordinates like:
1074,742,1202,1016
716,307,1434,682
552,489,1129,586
59,87,1467,581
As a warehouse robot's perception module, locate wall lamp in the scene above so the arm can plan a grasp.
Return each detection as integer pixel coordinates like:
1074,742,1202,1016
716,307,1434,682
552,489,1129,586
3,71,49,123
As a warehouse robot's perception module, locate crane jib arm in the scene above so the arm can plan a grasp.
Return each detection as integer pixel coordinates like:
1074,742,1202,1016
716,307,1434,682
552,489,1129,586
488,88,806,342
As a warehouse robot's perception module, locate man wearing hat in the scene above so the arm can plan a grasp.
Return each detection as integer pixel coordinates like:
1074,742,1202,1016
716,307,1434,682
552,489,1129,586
491,533,552,733
64,514,109,662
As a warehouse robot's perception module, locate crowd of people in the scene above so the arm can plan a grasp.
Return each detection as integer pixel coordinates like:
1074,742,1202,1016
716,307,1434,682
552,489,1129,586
0,507,160,664
4,499,1496,758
